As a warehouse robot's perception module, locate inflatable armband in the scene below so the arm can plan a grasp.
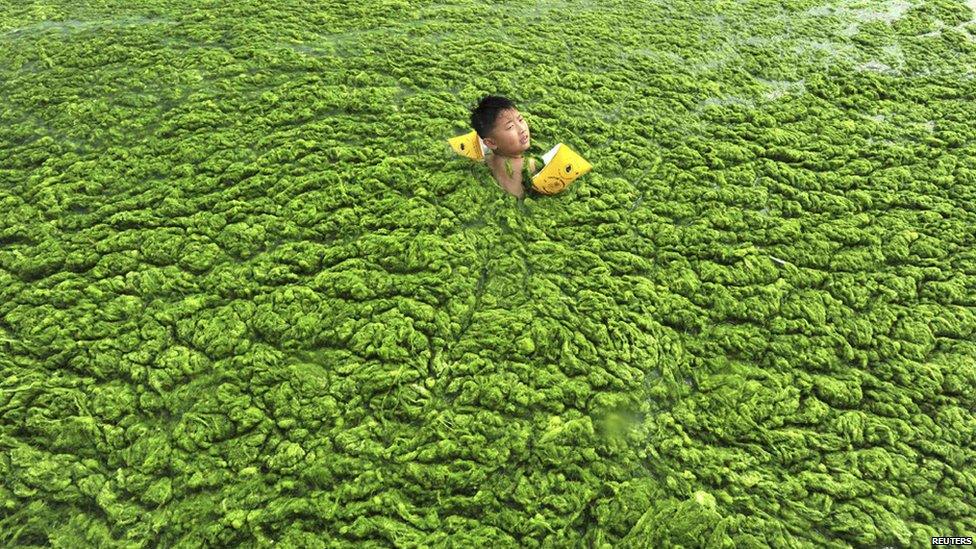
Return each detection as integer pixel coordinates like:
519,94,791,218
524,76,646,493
530,143,592,195
448,130,489,161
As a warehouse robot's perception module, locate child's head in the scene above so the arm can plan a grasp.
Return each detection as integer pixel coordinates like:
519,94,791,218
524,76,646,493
470,95,531,156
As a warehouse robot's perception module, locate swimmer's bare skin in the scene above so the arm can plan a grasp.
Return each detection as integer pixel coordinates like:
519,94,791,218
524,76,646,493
485,152,537,199
479,107,536,199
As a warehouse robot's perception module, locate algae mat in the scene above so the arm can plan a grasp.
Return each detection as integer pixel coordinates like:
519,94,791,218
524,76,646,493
2,0,976,546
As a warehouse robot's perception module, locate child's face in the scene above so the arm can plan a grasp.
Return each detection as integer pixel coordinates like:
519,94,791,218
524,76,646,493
484,108,530,156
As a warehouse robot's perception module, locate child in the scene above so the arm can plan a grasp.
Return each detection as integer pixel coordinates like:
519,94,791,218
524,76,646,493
470,95,545,199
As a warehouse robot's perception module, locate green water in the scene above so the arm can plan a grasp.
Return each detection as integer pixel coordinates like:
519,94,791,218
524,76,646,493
1,0,975,546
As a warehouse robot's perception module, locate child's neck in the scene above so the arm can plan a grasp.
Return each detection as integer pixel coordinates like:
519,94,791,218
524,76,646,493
491,150,522,160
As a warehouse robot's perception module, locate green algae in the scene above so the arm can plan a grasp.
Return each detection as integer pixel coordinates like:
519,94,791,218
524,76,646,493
1,0,976,546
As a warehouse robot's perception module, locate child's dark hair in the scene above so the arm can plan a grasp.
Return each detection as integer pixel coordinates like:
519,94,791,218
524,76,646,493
470,95,516,139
